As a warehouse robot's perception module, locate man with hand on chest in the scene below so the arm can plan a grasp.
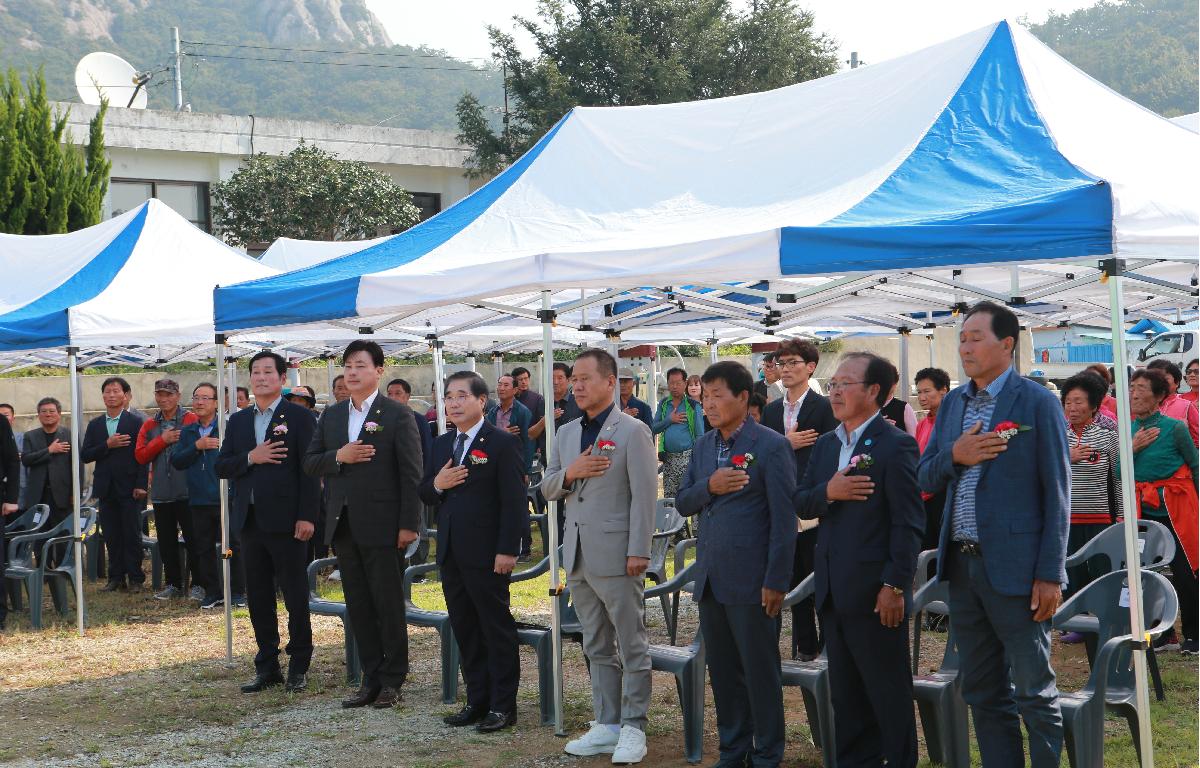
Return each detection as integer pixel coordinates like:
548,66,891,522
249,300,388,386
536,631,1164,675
304,340,424,710
794,352,924,768
215,352,320,694
675,361,797,768
541,348,657,764
420,371,526,733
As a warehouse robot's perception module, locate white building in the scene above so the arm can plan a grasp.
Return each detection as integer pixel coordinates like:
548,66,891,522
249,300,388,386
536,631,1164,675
60,102,480,248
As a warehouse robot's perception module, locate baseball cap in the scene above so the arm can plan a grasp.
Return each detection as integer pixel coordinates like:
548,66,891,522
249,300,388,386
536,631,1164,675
618,368,636,380
154,378,180,393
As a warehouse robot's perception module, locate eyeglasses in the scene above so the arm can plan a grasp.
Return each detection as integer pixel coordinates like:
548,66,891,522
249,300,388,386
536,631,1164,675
776,358,811,370
826,380,865,392
192,396,215,402
1187,368,1199,376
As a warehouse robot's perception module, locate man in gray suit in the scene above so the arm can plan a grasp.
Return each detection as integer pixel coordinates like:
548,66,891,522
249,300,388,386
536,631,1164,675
20,397,74,525
542,348,656,765
677,361,797,768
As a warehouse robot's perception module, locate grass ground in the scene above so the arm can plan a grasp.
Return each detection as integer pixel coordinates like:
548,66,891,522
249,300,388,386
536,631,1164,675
0,531,1196,767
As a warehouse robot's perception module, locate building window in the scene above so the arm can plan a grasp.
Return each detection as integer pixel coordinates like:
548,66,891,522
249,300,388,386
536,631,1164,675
409,192,441,222
110,179,212,232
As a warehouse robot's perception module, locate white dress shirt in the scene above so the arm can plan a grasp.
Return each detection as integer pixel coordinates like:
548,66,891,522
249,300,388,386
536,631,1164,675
782,387,810,430
348,390,380,443
437,417,486,495
835,411,881,471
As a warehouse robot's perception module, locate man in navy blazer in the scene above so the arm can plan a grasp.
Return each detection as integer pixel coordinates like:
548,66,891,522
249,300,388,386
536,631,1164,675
81,377,149,591
676,361,796,768
795,352,923,768
918,302,1070,768
420,371,526,732
216,351,320,695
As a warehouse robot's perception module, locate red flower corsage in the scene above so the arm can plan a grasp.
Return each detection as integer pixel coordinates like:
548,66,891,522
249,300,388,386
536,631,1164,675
596,439,617,455
730,453,755,470
468,449,488,465
994,421,1032,441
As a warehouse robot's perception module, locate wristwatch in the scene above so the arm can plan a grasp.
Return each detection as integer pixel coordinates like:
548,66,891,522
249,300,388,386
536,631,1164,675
883,583,903,596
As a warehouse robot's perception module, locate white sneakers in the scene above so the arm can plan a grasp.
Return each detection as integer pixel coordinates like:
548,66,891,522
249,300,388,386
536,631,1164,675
564,722,646,764
612,725,648,764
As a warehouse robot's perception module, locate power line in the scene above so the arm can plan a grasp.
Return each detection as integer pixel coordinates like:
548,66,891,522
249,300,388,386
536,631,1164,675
181,38,490,62
181,50,493,73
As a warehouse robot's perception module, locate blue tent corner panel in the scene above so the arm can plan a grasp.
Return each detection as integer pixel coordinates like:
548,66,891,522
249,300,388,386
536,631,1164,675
779,20,1115,275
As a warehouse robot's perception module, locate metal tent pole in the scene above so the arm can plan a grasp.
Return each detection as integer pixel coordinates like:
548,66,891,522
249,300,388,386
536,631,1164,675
430,338,447,436
492,352,504,382
1104,259,1154,767
326,356,336,400
648,346,659,415
215,337,234,663
899,330,911,404
708,337,719,364
606,331,621,410
539,291,566,736
67,348,85,635
465,351,477,373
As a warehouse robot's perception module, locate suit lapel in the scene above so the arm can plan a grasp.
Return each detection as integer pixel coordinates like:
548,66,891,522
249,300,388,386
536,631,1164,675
354,393,386,443
794,391,817,430
979,372,1023,483
578,409,623,495
852,415,888,459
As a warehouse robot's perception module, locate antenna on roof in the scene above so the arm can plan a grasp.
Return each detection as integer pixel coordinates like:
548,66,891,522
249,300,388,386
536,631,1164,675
74,51,151,109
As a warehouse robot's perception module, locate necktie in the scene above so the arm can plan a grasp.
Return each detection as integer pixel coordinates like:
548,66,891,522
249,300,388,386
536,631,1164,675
454,432,468,466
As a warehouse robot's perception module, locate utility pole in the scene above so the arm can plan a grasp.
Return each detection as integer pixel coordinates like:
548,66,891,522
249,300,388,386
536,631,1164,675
173,27,184,110
849,51,861,69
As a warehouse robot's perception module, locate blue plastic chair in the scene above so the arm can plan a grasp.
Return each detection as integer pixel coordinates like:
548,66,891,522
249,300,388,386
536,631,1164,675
780,573,835,768
911,570,968,768
306,556,361,686
402,540,462,705
645,561,706,764
1053,570,1178,768
4,507,97,629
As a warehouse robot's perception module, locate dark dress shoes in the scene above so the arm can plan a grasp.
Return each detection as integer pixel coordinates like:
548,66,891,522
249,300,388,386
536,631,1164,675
371,686,403,709
240,670,284,693
99,579,124,592
475,710,516,733
284,672,307,693
443,705,487,727
341,684,382,708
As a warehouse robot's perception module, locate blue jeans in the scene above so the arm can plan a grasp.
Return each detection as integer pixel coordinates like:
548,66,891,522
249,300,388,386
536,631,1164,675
948,549,1063,768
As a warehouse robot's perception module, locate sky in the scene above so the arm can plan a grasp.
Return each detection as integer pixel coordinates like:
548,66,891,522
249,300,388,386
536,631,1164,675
365,0,1098,66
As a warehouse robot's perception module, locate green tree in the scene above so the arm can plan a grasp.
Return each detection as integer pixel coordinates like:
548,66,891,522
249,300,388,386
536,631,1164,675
1026,0,1198,117
211,142,422,246
0,68,107,234
456,0,839,177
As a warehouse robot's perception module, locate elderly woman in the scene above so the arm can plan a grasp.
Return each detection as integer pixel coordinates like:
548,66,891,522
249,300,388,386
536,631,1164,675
1183,359,1199,405
1131,368,1199,655
1060,373,1122,614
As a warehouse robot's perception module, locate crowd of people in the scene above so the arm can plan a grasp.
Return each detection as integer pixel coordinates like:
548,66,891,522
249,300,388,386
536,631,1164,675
0,300,1196,768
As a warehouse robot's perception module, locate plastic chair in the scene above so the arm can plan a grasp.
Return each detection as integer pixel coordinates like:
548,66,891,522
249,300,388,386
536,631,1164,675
646,499,687,637
141,509,164,591
45,508,98,619
4,504,49,536
660,537,696,646
4,507,97,629
510,550,559,725
1062,520,1175,701
779,573,835,768
526,472,549,555
1053,570,1178,768
644,562,706,764
306,556,361,686
911,572,969,768
402,538,462,705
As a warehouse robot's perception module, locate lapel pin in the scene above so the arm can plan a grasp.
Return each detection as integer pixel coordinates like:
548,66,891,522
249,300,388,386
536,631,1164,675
864,438,873,447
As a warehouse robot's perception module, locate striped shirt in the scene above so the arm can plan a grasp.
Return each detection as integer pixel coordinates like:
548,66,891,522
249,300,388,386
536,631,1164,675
951,367,1013,542
1067,421,1121,524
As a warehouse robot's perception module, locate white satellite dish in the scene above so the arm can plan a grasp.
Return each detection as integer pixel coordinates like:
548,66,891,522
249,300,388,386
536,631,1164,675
75,51,150,109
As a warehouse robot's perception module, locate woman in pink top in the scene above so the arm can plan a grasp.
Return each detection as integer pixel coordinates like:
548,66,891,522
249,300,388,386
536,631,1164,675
1182,359,1198,405
914,367,951,556
1148,359,1199,443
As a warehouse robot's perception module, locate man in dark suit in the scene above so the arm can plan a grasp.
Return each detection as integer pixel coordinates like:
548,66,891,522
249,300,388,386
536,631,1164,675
216,351,320,694
551,362,582,431
420,371,525,732
618,369,653,430
387,377,434,569
676,361,797,768
918,302,1070,768
81,377,149,592
304,340,424,710
21,397,74,525
795,352,924,768
763,338,839,661
0,412,20,631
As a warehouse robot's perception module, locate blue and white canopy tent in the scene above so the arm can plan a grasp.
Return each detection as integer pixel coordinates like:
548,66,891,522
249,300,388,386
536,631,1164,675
214,19,1196,754
0,199,273,642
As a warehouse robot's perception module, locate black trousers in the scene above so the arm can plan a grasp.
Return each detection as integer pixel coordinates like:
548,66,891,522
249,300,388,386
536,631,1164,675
699,587,785,766
821,597,918,768
153,500,198,590
334,511,409,688
921,491,946,558
242,512,312,675
789,528,821,656
98,491,144,584
190,504,246,596
441,547,520,712
1160,513,1199,641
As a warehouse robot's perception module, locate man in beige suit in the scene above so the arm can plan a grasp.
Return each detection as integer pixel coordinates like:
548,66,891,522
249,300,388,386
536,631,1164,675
542,348,657,765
